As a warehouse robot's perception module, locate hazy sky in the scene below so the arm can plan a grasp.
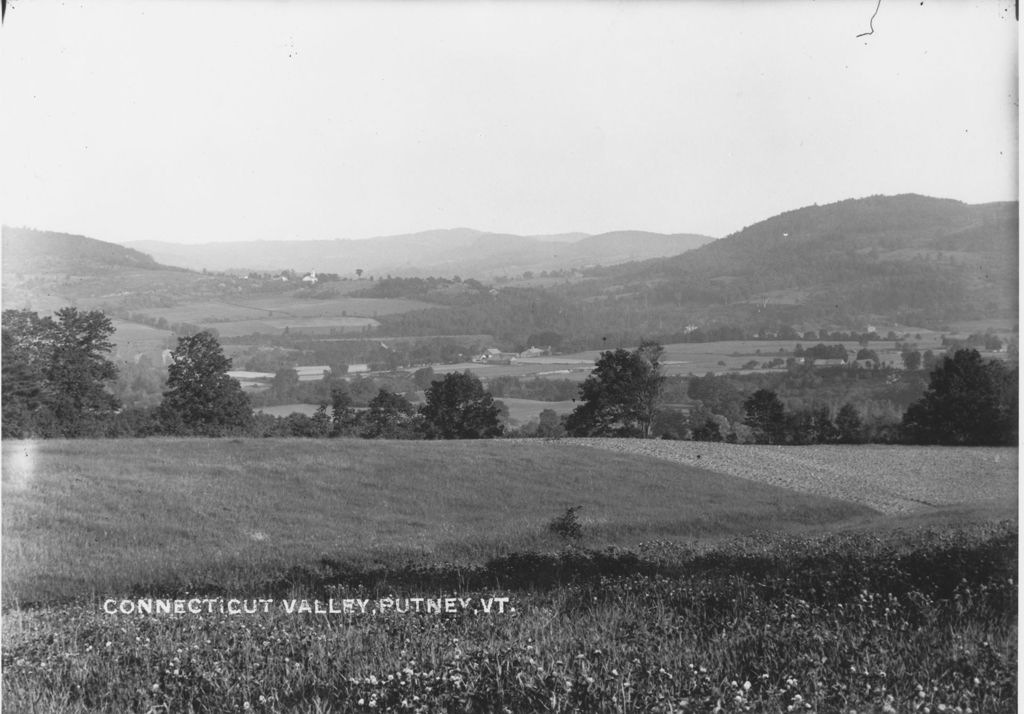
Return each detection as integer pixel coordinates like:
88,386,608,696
1,0,1017,244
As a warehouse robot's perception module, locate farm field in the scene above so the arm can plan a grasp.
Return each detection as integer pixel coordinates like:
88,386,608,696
496,398,577,425
559,339,952,375
208,316,381,338
256,403,322,417
428,335,1005,382
116,294,441,339
432,359,593,381
1,438,1016,712
1,439,877,606
107,319,173,361
561,439,1018,516
136,296,439,323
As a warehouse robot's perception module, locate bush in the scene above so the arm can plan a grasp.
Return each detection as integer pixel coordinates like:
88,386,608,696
548,506,583,541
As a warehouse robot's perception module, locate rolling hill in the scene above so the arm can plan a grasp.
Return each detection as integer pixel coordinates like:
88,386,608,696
1,227,224,314
2,226,166,274
571,194,1018,329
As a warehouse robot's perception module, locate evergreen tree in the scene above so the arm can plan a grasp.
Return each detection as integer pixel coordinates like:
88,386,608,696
46,308,120,436
742,389,786,444
835,403,864,444
1,308,119,437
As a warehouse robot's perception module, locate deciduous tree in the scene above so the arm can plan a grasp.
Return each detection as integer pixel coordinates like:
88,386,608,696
565,341,665,438
159,331,253,436
418,372,503,439
901,349,1017,445
363,389,418,438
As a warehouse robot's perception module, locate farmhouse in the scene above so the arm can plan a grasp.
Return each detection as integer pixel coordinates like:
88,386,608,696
519,346,547,358
473,348,519,364
302,271,318,284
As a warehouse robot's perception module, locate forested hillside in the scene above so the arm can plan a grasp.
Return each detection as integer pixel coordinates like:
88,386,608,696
2,227,166,274
571,195,1017,328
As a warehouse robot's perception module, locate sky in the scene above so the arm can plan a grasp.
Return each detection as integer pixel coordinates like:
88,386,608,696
1,0,1018,244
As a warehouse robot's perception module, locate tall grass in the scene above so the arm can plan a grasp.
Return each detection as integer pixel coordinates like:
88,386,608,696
2,523,1015,713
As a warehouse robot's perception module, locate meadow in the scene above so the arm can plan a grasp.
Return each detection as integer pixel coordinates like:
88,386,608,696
115,294,441,340
427,336,982,383
1,439,1017,713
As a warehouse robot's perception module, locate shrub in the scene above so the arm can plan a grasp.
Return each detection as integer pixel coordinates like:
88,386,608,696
548,505,583,541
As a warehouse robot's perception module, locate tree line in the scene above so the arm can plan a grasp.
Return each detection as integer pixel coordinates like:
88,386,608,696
557,341,1016,446
2,308,505,440
2,308,1016,447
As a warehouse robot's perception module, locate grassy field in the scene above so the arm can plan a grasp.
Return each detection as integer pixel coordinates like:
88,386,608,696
1,438,1016,712
107,319,174,361
115,294,441,339
2,439,876,606
497,398,578,425
563,439,1018,516
429,335,1005,382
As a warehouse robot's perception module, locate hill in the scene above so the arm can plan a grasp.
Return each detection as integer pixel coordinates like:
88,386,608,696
1,226,228,314
125,228,715,278
571,194,1018,328
2,226,165,274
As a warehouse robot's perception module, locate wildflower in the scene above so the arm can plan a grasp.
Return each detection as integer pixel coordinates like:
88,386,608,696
743,681,752,691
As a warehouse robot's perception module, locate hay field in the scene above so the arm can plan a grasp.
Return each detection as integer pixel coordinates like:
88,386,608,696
496,398,577,425
121,294,440,337
2,438,1015,713
563,438,1017,516
1,438,875,606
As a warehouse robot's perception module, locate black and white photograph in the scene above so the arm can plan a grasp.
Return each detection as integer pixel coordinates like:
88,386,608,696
1,0,1018,711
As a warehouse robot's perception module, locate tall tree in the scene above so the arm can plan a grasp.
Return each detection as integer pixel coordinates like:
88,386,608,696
418,372,503,439
901,349,922,371
742,389,786,444
835,403,864,444
565,341,665,438
363,389,418,439
901,349,1017,445
1,308,120,437
159,331,253,436
46,307,120,436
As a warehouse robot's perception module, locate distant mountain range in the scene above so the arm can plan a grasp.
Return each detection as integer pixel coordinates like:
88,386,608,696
4,194,1017,332
123,228,715,277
